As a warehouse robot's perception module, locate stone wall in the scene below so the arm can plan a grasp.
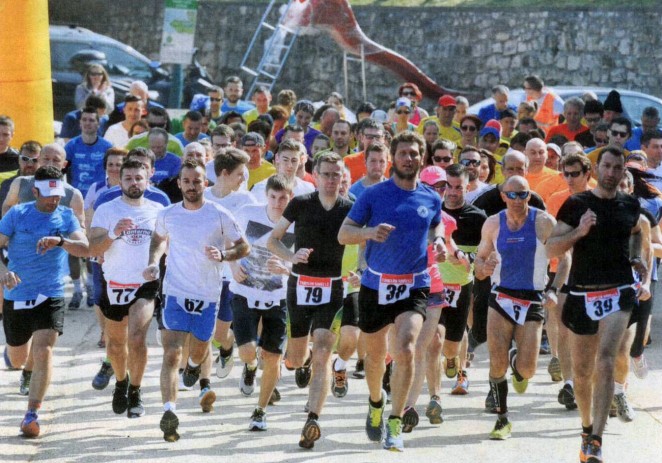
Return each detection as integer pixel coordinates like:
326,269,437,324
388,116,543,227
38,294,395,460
49,1,662,111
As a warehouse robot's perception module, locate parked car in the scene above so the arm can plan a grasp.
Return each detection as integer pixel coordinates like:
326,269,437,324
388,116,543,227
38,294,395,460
467,86,662,128
50,25,214,120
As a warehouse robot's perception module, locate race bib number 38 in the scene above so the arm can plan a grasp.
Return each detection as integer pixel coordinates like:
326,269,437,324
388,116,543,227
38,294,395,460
106,281,141,306
584,288,620,321
496,292,532,325
378,274,414,305
296,275,332,306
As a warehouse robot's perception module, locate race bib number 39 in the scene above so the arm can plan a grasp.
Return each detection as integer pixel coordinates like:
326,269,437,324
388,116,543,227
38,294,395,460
107,281,140,306
378,274,414,305
296,275,332,306
496,292,532,325
584,288,620,321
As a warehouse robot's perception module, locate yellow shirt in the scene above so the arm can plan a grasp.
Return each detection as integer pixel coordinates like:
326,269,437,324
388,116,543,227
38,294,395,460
247,161,276,190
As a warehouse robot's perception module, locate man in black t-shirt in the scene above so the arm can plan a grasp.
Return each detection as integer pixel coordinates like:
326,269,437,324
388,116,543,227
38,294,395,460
547,145,645,463
0,116,19,174
268,152,353,450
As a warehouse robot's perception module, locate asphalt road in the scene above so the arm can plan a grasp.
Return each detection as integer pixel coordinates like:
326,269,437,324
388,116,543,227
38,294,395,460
1,289,660,463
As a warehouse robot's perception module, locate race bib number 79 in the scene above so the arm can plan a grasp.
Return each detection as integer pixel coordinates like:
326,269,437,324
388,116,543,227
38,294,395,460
296,275,332,306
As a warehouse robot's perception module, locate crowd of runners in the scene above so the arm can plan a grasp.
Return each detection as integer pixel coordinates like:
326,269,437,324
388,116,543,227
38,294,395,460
1,72,660,463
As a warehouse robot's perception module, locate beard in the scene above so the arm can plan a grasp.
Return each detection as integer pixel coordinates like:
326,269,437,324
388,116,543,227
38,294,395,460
392,164,417,181
184,189,203,203
122,186,144,199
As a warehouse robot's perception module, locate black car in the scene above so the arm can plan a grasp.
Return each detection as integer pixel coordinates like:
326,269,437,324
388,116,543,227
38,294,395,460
50,25,214,120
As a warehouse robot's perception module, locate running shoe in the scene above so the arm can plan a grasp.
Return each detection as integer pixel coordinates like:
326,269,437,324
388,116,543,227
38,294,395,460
19,370,32,396
365,389,386,442
295,351,313,388
402,406,419,433
509,347,528,394
489,417,512,440
585,437,603,462
215,347,234,379
160,410,180,442
20,410,40,438
579,433,590,463
547,356,562,382
199,387,216,413
182,362,201,388
127,387,145,418
112,378,129,414
249,407,267,431
451,371,469,395
68,291,83,310
485,389,497,414
331,359,348,398
443,356,460,379
353,358,365,379
178,371,192,391
614,392,635,422
85,283,95,307
240,363,256,396
92,360,114,390
425,395,443,424
539,331,551,355
557,383,578,410
268,387,281,405
299,418,321,449
383,417,404,452
632,354,649,379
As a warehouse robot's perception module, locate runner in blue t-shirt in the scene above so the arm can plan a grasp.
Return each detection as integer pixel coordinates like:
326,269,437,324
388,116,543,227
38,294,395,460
0,166,89,439
338,131,447,452
64,107,113,197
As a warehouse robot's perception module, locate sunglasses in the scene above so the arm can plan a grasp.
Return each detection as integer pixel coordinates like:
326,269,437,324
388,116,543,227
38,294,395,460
610,130,629,138
563,170,584,178
585,116,601,123
19,155,38,163
397,110,410,115
460,125,477,132
433,155,453,163
460,159,481,167
503,191,530,200
210,97,223,102
401,91,416,97
148,122,167,128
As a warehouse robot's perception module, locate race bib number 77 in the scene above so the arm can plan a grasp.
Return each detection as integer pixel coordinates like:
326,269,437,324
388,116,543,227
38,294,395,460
106,281,140,306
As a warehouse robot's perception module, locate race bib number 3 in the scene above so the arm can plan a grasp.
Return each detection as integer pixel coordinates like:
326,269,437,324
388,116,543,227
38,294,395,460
14,294,48,310
496,292,532,325
107,281,140,306
584,288,620,321
296,275,332,306
444,284,462,309
378,274,414,305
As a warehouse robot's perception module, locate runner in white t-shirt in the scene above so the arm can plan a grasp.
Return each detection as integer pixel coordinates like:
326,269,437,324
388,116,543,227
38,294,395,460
250,139,315,200
89,159,163,419
229,174,295,430
203,148,258,379
143,158,250,442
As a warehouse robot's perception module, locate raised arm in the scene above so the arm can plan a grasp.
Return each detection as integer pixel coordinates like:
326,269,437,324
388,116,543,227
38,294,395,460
546,209,596,259
338,216,395,246
474,216,499,281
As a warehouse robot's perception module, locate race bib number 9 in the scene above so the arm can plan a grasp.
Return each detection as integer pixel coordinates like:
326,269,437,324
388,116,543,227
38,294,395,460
107,281,141,306
496,292,532,326
14,294,48,310
584,288,620,321
378,274,414,305
444,284,462,309
296,275,332,306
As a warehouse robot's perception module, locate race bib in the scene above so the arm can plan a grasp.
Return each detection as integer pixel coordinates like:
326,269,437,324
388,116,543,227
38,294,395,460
496,292,532,326
14,294,48,310
176,297,214,316
106,281,141,306
296,275,332,306
444,284,462,309
378,273,414,305
584,288,621,321
245,295,278,311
